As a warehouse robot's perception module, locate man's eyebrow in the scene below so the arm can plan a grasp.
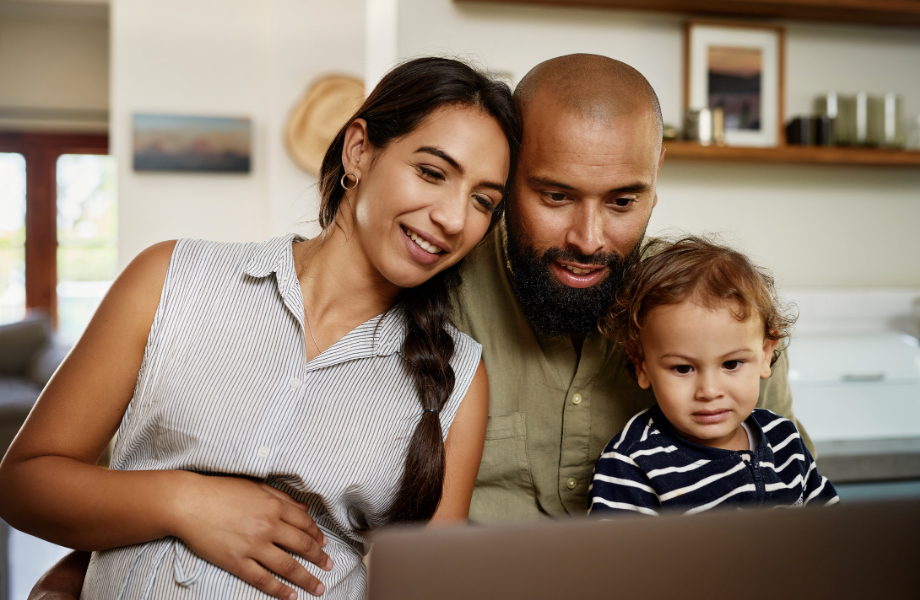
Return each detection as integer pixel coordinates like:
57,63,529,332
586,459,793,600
528,176,575,191
528,176,651,195
612,182,652,194
415,146,462,173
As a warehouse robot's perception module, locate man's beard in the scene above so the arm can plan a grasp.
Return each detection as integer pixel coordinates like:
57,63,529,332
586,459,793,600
505,219,642,338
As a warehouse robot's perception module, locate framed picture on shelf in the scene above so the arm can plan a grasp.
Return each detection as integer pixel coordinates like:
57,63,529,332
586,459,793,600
685,21,784,147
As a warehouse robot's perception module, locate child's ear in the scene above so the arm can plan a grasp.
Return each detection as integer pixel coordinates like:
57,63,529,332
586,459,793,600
635,361,652,389
760,337,780,379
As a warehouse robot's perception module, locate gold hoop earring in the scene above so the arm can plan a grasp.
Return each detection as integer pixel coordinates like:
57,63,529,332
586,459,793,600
340,172,359,190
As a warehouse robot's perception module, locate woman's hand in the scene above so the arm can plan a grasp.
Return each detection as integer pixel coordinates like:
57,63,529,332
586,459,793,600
170,473,333,598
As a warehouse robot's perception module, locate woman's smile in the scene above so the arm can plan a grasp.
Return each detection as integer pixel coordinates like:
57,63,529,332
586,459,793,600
401,225,447,265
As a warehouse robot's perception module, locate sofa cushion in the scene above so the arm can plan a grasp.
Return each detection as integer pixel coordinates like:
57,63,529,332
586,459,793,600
26,341,71,387
0,316,51,375
0,375,41,417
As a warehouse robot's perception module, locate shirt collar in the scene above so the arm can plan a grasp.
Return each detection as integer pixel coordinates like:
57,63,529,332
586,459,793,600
244,234,406,362
244,233,304,284
373,306,407,356
303,305,407,371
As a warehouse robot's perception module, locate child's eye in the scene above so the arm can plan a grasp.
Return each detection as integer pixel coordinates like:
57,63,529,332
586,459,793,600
672,365,693,375
723,360,742,371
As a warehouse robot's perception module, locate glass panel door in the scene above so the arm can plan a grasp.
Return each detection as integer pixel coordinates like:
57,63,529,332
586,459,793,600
56,154,117,341
0,152,27,325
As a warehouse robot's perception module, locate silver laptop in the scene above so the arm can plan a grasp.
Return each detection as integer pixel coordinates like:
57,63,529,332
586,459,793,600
368,499,918,599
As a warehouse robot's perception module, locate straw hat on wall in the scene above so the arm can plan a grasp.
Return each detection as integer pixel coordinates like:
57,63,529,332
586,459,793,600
285,75,364,175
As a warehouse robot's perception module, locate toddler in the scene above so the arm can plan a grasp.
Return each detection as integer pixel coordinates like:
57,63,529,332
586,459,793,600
589,237,838,516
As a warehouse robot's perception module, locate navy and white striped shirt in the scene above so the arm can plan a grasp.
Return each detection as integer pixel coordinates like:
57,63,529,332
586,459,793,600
81,235,482,600
589,405,839,517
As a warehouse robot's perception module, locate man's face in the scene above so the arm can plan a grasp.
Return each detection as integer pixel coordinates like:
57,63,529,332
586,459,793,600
506,94,665,337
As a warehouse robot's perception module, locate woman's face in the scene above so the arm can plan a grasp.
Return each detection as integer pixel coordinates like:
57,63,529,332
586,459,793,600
346,105,510,290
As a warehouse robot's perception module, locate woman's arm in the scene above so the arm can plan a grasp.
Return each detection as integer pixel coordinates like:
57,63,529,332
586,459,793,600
0,242,331,599
429,360,489,524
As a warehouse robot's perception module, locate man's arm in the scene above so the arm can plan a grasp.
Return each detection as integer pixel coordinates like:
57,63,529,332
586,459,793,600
28,551,89,600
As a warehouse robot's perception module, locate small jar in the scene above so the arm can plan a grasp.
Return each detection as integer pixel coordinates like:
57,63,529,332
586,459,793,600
907,116,920,150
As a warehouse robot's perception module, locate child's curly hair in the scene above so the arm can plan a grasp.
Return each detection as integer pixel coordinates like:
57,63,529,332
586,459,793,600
599,235,796,377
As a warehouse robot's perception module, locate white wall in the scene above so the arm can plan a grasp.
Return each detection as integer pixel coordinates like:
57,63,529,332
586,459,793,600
371,0,920,289
110,0,920,287
111,0,364,268
0,1,109,131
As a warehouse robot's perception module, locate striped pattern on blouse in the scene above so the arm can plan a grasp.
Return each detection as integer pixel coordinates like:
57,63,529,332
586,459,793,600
81,234,482,600
589,405,839,517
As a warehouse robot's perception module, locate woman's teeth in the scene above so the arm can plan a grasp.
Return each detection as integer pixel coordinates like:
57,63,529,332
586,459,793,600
403,227,443,254
564,265,595,275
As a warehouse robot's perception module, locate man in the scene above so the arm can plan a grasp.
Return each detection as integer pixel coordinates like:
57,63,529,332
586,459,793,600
453,53,803,522
29,54,803,597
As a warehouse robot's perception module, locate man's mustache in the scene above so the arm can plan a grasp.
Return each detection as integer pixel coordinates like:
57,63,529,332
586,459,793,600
543,246,622,268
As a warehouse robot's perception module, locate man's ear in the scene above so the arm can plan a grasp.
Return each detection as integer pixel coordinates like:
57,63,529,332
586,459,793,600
635,360,652,389
649,146,665,210
341,118,370,179
761,337,780,379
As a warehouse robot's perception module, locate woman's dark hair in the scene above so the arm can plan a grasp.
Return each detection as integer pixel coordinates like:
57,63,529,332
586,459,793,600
599,236,797,378
318,57,519,524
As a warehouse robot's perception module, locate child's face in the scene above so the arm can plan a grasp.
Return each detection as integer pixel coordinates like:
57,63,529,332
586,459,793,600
635,300,778,450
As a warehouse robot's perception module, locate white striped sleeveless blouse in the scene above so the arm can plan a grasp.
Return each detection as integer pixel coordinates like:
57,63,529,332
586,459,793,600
81,235,482,600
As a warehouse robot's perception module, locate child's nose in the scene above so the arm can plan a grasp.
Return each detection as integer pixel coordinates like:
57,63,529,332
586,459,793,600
695,371,724,401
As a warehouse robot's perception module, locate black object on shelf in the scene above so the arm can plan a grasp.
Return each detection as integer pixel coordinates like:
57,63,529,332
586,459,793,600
812,115,833,146
787,115,834,146
786,116,813,145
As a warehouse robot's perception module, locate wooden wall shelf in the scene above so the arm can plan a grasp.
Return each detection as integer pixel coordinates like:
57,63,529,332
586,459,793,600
662,141,920,167
458,0,920,28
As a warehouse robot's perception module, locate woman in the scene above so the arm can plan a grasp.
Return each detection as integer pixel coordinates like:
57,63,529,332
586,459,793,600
0,57,518,599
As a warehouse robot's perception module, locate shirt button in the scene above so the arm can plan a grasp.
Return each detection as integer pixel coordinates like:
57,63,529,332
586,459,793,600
572,393,583,405
257,446,271,459
289,377,301,390
566,478,577,489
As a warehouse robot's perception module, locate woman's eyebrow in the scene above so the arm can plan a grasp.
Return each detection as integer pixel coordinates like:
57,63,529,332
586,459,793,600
415,146,462,173
416,146,505,193
480,181,506,193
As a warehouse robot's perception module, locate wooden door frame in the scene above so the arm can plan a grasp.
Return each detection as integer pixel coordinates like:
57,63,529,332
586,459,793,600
0,132,109,324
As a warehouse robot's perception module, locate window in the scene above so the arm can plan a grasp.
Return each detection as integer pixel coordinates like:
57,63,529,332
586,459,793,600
56,154,117,340
0,133,113,339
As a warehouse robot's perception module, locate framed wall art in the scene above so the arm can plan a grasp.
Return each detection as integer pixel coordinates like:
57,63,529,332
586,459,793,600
685,22,785,147
133,114,252,173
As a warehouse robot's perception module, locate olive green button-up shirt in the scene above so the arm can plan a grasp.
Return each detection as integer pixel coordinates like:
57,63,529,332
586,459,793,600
454,228,810,524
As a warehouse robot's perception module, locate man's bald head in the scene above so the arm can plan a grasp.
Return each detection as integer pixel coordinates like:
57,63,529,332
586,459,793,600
514,54,663,141
504,54,665,338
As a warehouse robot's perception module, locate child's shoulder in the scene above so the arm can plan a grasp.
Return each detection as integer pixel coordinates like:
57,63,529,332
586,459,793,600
749,408,797,433
600,406,673,456
749,408,807,450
